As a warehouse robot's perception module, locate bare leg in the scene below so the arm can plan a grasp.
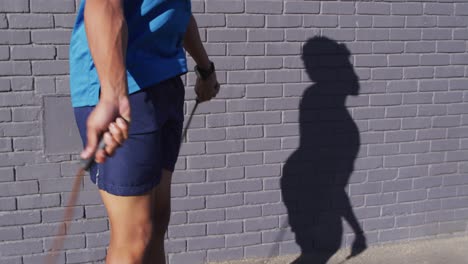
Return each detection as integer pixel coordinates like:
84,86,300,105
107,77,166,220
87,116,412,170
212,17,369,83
100,189,153,264
148,169,173,264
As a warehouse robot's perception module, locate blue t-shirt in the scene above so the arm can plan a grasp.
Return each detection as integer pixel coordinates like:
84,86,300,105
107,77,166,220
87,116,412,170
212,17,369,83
69,0,192,107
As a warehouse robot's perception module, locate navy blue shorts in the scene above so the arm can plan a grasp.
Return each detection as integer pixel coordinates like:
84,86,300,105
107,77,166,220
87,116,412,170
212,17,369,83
74,76,185,196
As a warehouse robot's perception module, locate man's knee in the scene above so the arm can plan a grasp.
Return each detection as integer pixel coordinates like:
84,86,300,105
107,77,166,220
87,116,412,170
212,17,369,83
116,220,152,251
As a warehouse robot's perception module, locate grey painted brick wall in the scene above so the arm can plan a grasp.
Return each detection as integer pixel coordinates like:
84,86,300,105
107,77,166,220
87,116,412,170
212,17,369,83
1,0,468,263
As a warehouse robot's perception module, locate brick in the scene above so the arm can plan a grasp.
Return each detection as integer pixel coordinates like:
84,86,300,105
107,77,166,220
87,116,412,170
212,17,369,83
188,209,224,223
373,42,404,54
357,3,390,15
34,77,56,94
322,29,355,41
0,30,30,45
31,0,75,13
188,128,225,142
0,137,12,152
285,28,320,41
384,155,415,168
245,243,279,258
245,190,281,205
228,43,264,56
61,191,102,206
0,239,43,256
365,193,396,206
207,193,243,208
390,29,421,41
188,154,225,169
0,61,31,76
425,3,453,15
0,227,22,242
16,163,61,180
39,178,80,193
372,68,402,80
189,182,225,196
285,2,319,14
206,140,243,154
350,182,382,195
206,0,243,13
0,0,29,12
169,251,206,264
248,29,284,42
67,219,108,234
11,46,56,60
42,207,84,223
0,46,9,60
246,57,281,70
193,14,225,27
179,142,205,156
66,248,106,264
0,181,38,197
227,15,264,28
168,224,206,238
374,16,405,28
0,197,16,211
86,232,110,248
208,248,243,262
32,60,69,75
245,111,281,125
172,197,205,211
10,77,33,91
13,137,41,151
268,15,302,28
438,16,468,28
322,2,355,15
44,234,85,251
54,14,76,28
208,29,246,42
228,71,264,84
0,210,41,227
207,167,244,182
8,14,53,29
357,29,389,41
188,236,225,251
246,0,282,14
84,205,107,219
56,45,71,59
18,194,60,209
246,84,282,98
226,233,261,247
32,30,72,44
392,3,423,15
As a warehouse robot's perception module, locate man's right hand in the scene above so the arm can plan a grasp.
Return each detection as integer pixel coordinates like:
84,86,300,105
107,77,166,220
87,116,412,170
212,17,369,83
81,95,131,164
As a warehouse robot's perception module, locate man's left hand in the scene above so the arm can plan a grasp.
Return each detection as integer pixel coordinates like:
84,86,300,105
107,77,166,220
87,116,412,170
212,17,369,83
194,72,220,102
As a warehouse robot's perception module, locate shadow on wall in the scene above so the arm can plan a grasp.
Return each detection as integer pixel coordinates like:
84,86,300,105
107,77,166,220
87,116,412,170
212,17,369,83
281,37,367,264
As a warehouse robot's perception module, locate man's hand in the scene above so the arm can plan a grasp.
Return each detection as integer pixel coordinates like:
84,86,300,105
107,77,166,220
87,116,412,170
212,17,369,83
81,95,131,163
194,73,220,102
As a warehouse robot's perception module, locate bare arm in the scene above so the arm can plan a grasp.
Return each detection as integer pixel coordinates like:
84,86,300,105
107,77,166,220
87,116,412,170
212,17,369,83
84,0,128,101
183,15,219,102
81,0,130,162
184,15,211,69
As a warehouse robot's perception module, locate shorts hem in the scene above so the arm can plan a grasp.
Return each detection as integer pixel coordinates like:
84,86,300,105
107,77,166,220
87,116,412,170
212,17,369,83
91,177,161,196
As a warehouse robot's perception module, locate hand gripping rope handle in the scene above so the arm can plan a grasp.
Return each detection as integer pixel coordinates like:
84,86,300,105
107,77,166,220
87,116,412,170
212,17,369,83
46,99,200,264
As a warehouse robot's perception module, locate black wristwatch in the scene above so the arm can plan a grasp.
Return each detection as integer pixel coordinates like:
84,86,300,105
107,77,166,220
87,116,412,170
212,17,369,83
194,61,215,80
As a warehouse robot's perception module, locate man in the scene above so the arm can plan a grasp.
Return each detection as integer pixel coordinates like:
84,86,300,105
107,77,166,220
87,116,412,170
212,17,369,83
70,0,219,263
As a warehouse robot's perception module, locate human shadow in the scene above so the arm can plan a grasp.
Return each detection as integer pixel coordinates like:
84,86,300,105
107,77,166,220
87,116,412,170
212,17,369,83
281,37,367,264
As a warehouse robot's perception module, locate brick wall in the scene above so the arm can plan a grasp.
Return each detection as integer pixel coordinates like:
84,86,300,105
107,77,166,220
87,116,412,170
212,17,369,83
1,1,468,263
